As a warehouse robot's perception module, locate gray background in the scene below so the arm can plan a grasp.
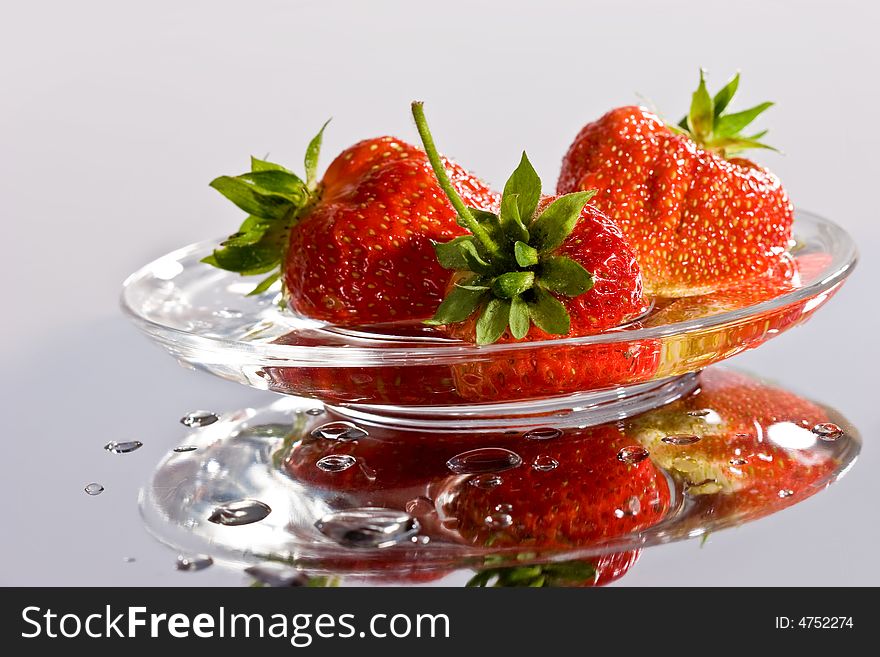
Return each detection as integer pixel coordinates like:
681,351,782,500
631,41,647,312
2,0,877,585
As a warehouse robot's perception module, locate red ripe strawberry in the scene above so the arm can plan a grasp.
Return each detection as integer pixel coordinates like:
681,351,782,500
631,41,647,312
466,550,641,587
558,71,794,297
435,426,671,549
410,102,647,345
628,368,839,505
205,125,498,325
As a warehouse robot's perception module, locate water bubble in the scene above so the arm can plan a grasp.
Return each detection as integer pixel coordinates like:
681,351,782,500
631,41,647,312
484,513,513,529
614,496,642,518
617,445,650,465
310,421,368,442
446,448,522,475
757,453,773,462
305,407,325,416
811,423,844,441
316,454,357,473
661,434,701,446
468,474,503,489
315,508,420,549
687,409,711,417
84,483,104,496
207,499,272,526
173,445,198,453
180,410,219,428
532,455,559,471
104,440,143,454
411,535,431,545
778,489,794,499
729,457,748,466
494,503,513,513
405,496,435,517
245,564,308,587
176,554,213,572
523,427,563,441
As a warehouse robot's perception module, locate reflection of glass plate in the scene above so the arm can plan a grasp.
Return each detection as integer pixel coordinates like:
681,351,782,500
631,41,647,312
122,211,856,415
139,368,860,584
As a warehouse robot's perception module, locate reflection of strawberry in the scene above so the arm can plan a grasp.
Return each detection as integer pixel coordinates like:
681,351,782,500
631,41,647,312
436,427,671,549
629,369,838,504
558,71,793,297
467,550,640,587
206,127,498,325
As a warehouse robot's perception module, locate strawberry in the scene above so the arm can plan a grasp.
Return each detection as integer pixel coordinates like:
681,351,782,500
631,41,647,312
410,102,647,345
205,125,498,324
558,70,793,297
467,550,641,587
628,368,839,507
434,425,671,549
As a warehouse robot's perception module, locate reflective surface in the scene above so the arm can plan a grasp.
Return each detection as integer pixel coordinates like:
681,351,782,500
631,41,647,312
139,369,859,585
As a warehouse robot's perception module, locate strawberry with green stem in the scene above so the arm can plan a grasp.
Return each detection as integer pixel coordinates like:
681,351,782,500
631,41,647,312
558,70,793,297
411,102,646,345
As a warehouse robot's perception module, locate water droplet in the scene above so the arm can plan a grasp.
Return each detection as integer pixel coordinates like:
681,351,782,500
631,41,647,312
214,308,243,319
523,427,562,441
315,508,420,549
176,554,213,571
811,423,843,441
123,557,136,563
180,410,219,428
687,409,710,417
729,457,748,466
245,564,308,587
484,513,513,529
778,489,794,499
494,503,513,513
532,455,559,471
104,440,143,454
661,434,701,446
617,445,650,465
173,445,198,453
411,535,431,545
316,454,356,473
84,483,104,496
446,448,522,475
614,496,642,518
468,474,503,489
757,453,773,462
310,421,368,442
305,407,325,416
207,499,271,526
405,496,435,516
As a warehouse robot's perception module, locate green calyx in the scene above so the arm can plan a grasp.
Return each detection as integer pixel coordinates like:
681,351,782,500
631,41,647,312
201,120,331,295
411,102,596,346
466,558,598,587
674,69,776,157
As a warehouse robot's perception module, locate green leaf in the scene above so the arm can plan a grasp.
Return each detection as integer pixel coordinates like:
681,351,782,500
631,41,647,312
502,152,541,225
711,136,779,155
509,296,530,339
687,69,714,140
248,271,281,296
433,236,477,270
527,287,570,335
461,240,492,274
536,256,594,297
714,101,773,138
476,298,511,345
499,193,530,243
712,71,740,117
207,244,280,276
209,172,305,220
305,119,331,190
425,281,488,326
491,271,535,299
529,190,595,253
251,156,291,172
514,241,538,267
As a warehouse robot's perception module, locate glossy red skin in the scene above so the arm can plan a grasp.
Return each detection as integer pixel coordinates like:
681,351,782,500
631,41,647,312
436,427,671,549
557,106,794,297
284,137,499,325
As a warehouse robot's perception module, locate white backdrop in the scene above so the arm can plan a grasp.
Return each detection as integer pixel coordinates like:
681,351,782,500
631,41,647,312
2,0,878,585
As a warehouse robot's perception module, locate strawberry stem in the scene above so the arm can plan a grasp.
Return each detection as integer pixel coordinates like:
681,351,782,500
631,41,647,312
411,102,503,261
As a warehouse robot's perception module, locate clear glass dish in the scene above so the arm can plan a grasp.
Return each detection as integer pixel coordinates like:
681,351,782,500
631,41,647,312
122,210,856,426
